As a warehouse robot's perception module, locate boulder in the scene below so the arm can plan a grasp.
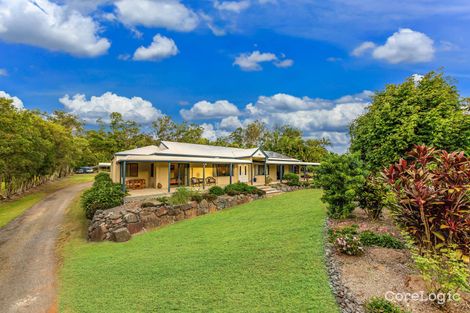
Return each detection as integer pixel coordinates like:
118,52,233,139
127,221,143,234
156,206,168,217
124,213,138,223
112,227,131,242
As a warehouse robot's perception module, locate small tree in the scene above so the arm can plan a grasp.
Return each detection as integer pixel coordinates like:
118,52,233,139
357,175,390,219
315,153,366,218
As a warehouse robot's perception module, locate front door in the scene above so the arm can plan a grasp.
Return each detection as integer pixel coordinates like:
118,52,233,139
238,164,248,183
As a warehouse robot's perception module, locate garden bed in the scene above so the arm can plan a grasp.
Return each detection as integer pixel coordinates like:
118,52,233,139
327,209,469,313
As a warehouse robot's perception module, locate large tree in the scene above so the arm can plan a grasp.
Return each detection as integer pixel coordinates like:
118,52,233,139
350,71,470,170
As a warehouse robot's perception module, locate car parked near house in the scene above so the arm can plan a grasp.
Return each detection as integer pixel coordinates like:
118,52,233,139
75,166,94,174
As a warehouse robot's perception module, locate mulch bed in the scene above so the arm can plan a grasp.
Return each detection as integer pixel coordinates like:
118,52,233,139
326,209,470,313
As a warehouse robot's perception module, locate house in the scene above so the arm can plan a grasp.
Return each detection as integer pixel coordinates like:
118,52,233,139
110,141,319,194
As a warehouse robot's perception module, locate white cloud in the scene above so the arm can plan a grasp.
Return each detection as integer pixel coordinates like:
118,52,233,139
219,116,243,130
234,50,293,71
274,59,294,68
59,92,162,124
214,1,251,13
133,34,178,61
0,90,23,109
0,68,7,76
180,100,241,120
199,91,372,153
115,0,199,32
353,29,434,64
0,0,110,57
201,123,231,141
351,41,376,56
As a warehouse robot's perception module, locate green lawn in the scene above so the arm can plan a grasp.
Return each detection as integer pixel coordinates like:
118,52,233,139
59,189,338,313
0,174,95,228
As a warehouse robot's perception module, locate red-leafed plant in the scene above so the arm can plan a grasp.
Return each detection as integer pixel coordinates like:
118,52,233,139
383,145,470,261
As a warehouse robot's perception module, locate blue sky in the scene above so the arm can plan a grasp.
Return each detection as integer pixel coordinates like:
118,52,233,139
0,0,469,152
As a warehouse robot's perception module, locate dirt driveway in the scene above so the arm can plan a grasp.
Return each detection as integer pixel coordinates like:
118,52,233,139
0,182,91,313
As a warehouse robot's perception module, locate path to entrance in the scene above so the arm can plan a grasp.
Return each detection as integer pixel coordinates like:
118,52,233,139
0,182,91,313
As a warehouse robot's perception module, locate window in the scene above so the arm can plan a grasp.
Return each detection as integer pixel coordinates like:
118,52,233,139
255,164,265,175
214,164,230,177
128,163,138,177
244,166,247,175
150,163,154,177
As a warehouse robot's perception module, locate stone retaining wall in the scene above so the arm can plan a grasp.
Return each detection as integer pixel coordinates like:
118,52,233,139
88,193,264,242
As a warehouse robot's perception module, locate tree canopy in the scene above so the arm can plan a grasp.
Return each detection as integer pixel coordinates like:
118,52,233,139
350,71,470,170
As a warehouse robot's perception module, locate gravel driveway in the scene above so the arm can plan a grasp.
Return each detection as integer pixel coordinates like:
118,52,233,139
0,182,91,313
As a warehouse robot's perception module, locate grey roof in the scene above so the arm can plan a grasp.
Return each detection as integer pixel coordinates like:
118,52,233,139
114,141,309,163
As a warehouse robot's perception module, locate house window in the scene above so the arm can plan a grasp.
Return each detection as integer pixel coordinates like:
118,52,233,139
128,163,138,177
150,163,154,177
256,165,265,175
214,164,230,176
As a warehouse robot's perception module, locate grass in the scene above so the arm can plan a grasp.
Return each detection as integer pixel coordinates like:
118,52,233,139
0,174,95,228
59,189,339,313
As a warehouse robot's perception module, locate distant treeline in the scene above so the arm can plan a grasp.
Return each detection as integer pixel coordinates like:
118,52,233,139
0,99,330,198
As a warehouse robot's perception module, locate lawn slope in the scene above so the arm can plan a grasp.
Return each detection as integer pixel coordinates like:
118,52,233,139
60,189,338,313
0,174,94,228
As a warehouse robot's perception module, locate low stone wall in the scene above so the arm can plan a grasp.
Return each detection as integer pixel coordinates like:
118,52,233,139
271,183,310,192
88,193,264,242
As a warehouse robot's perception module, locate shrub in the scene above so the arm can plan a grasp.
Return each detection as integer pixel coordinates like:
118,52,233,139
365,297,410,313
283,173,300,186
141,202,157,208
81,181,125,219
93,172,112,187
410,243,470,300
357,175,390,219
209,186,225,196
190,192,204,203
202,193,217,202
169,187,192,205
315,153,366,219
334,234,364,256
328,224,359,242
383,145,470,259
224,182,259,196
156,196,169,205
360,231,404,249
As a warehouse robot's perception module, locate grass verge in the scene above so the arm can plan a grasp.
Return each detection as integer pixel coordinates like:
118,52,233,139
0,174,95,228
59,189,339,313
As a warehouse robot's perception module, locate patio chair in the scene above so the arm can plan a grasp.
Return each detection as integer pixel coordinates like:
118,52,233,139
206,176,216,186
191,177,201,187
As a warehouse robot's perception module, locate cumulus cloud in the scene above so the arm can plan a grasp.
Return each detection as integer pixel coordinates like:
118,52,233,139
351,41,376,56
115,0,199,32
0,68,7,76
353,28,434,64
180,100,241,120
0,90,23,109
213,1,251,13
133,34,178,61
219,116,243,130
59,92,162,124
0,0,110,57
199,91,372,153
234,51,293,71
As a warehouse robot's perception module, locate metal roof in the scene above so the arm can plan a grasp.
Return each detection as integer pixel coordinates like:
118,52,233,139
114,141,319,165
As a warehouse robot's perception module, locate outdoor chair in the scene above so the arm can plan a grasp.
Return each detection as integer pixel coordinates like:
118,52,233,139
191,177,201,187
206,176,216,186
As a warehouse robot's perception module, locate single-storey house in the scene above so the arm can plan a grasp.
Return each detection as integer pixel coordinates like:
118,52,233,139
111,141,319,194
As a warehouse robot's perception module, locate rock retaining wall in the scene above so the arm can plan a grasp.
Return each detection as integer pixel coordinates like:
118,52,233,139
88,193,263,242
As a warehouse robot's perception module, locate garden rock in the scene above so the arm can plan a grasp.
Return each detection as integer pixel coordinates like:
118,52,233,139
112,227,131,242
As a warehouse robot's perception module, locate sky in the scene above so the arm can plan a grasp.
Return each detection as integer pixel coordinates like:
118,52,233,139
1,0,470,153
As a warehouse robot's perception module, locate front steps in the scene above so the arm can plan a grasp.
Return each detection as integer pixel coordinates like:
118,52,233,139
257,185,284,197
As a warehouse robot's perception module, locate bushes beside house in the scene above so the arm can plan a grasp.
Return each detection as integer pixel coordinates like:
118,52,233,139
81,173,126,219
283,173,300,186
314,153,366,218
